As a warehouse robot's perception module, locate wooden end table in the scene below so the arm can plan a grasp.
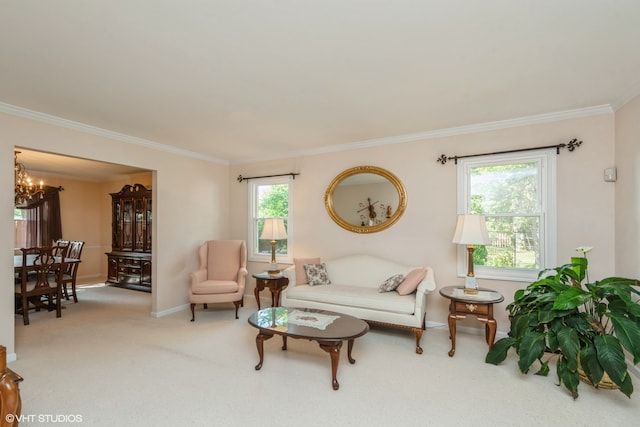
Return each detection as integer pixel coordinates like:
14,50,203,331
252,272,289,310
439,286,504,357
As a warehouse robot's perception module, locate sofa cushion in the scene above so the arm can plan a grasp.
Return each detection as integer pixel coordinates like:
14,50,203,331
304,263,331,286
396,268,427,295
294,257,320,285
378,274,405,292
286,284,415,315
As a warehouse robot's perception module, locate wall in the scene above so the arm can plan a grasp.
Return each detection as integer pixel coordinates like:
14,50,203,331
615,94,640,279
2,106,629,358
230,113,617,334
1,113,229,359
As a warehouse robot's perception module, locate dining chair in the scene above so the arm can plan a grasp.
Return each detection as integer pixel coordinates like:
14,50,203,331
57,240,84,302
14,246,66,326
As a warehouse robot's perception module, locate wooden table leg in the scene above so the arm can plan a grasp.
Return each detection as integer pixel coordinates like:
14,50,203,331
319,341,343,390
272,288,282,307
486,319,497,348
347,339,356,364
253,286,262,310
254,332,273,370
447,312,457,357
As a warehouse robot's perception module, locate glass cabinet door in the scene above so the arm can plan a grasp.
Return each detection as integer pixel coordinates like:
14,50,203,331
146,199,152,251
122,199,133,250
134,198,144,251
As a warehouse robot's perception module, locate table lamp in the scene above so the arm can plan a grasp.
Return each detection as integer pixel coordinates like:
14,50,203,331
452,214,490,294
261,218,288,275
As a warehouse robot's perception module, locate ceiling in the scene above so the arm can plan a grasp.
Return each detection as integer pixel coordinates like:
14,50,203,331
13,149,149,182
3,1,640,171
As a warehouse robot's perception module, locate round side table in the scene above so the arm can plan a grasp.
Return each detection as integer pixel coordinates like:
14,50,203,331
252,272,289,310
439,286,504,357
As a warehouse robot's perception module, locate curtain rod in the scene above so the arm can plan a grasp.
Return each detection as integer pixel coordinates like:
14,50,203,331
436,138,583,165
237,172,300,183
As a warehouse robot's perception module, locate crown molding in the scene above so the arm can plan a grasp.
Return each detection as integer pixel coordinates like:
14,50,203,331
0,102,228,165
611,80,640,111
230,104,613,165
1,101,613,166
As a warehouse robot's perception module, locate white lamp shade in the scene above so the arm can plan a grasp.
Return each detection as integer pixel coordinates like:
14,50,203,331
260,218,288,240
452,214,490,245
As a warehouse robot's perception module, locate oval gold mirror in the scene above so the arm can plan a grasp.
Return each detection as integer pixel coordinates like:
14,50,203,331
324,165,407,233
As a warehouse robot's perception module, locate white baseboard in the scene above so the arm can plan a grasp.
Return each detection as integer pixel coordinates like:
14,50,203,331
6,352,17,363
151,303,189,318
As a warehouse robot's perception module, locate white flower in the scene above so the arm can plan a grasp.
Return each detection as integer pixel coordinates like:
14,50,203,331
576,246,593,255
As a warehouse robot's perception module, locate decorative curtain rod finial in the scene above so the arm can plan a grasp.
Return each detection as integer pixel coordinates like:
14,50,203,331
566,138,582,151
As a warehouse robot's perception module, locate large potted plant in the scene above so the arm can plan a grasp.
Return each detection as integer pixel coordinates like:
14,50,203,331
485,247,640,398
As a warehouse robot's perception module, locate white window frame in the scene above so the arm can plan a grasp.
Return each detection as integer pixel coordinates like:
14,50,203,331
247,176,293,264
456,149,557,282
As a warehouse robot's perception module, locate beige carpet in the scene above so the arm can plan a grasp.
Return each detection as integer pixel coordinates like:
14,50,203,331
10,284,640,427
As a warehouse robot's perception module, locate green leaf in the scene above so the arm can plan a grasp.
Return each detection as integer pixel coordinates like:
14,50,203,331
570,257,587,282
579,343,604,385
594,335,628,388
557,356,579,399
485,337,517,365
517,330,546,374
509,313,533,339
608,312,640,364
557,327,579,371
553,287,592,311
535,359,550,376
619,373,634,398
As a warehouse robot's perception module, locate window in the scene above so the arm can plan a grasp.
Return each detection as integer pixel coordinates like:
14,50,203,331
14,208,27,249
457,150,556,281
248,176,292,263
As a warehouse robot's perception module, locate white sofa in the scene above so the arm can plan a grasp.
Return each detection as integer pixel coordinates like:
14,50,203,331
281,254,436,354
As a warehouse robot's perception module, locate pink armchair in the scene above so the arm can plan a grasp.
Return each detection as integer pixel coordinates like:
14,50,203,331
189,240,248,321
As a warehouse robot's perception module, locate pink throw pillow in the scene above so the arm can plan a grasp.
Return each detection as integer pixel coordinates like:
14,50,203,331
293,257,320,285
396,268,428,295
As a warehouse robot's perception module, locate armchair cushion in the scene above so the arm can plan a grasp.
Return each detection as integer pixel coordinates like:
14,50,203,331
205,240,246,281
191,280,239,295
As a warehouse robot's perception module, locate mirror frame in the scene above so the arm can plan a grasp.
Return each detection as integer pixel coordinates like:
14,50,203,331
324,165,407,234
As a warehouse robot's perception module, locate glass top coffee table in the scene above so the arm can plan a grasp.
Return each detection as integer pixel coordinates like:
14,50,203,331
248,307,369,390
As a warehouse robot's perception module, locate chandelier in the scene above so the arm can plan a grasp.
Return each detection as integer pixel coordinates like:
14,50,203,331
14,150,44,206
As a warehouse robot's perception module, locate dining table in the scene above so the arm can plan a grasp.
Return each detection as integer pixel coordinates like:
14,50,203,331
13,254,81,272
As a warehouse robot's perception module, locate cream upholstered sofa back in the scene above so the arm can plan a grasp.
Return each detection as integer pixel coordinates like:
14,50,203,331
322,254,427,289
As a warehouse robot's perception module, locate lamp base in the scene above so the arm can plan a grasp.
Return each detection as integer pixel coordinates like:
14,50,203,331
267,263,280,276
464,276,478,295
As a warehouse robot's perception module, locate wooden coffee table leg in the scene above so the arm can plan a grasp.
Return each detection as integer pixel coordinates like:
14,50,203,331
319,341,343,390
254,332,274,370
347,339,356,364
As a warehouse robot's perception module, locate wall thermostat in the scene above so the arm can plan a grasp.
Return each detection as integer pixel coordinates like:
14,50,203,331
604,167,617,182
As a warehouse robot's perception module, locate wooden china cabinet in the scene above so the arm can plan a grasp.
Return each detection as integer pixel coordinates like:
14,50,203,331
105,183,152,292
